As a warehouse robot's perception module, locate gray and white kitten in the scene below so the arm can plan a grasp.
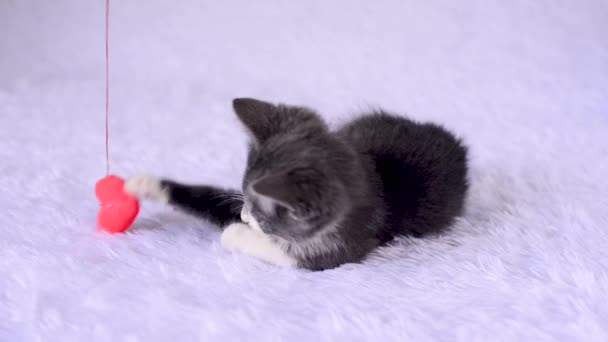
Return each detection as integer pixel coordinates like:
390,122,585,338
126,98,468,270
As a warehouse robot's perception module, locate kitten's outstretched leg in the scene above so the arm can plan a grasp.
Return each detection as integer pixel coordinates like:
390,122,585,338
220,222,297,267
126,175,295,266
125,175,243,227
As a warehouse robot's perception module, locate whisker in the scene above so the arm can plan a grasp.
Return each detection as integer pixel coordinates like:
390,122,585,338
210,194,238,201
217,197,245,207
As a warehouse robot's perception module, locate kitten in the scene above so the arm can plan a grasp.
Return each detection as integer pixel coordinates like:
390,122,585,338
126,98,468,270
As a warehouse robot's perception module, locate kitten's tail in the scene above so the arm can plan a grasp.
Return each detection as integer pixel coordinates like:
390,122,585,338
125,175,243,227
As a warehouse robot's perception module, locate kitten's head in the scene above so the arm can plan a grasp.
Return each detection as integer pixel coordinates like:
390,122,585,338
233,98,354,241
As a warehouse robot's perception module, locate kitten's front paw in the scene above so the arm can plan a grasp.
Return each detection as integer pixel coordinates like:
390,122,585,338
124,174,169,202
220,222,252,251
220,222,296,267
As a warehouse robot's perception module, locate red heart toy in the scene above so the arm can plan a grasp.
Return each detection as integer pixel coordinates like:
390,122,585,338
95,175,139,233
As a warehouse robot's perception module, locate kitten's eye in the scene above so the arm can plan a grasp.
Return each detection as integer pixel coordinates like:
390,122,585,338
288,211,301,221
274,205,293,220
287,209,307,222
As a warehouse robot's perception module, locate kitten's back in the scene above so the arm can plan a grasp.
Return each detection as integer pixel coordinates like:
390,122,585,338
338,112,468,240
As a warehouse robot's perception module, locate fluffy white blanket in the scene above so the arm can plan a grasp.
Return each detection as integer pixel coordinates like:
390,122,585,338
1,1,607,341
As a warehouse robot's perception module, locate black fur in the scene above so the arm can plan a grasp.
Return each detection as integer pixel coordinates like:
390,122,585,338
157,98,468,270
159,181,242,227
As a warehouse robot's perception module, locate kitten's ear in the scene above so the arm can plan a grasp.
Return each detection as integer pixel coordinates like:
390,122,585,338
232,98,276,143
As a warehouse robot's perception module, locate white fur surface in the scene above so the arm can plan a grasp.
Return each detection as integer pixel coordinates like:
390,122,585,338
1,1,608,341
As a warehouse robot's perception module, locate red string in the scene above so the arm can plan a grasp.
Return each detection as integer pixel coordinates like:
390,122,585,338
105,0,110,175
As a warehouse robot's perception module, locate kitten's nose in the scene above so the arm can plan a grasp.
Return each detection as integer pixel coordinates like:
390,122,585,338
240,209,250,223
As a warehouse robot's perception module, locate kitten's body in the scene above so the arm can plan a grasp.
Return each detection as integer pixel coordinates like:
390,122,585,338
126,98,468,270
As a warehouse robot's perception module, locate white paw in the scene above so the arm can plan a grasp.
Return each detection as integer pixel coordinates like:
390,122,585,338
220,222,296,267
124,174,168,202
220,222,252,251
